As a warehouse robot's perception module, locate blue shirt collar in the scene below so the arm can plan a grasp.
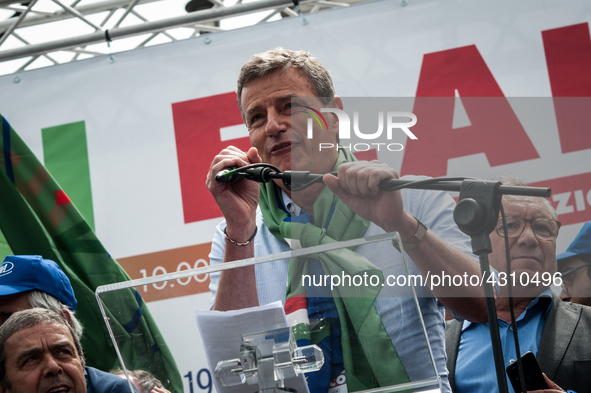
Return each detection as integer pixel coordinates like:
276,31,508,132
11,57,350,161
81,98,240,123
529,287,554,318
462,287,554,331
282,190,302,216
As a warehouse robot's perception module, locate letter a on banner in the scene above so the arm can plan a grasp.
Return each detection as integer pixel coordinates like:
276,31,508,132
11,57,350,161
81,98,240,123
402,45,539,177
543,22,591,154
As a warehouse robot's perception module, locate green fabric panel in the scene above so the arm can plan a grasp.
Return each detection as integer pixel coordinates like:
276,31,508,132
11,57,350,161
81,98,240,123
42,121,95,230
0,227,13,262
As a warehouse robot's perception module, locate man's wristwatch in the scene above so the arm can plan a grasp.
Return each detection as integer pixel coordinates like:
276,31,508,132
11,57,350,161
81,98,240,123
392,216,428,252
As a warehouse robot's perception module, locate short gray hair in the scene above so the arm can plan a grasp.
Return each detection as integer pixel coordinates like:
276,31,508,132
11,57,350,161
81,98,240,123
236,47,336,118
491,173,558,220
0,308,85,388
28,290,83,340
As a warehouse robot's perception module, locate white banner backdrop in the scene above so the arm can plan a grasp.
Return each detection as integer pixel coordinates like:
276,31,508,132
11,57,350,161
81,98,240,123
1,0,591,391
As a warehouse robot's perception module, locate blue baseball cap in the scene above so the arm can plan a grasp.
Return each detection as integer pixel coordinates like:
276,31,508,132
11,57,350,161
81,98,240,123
0,255,77,311
557,221,591,266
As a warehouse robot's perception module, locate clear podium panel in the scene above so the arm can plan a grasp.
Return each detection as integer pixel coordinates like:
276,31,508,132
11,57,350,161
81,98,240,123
96,232,442,393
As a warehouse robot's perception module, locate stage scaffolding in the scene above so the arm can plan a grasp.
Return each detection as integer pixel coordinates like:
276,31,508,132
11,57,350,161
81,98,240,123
0,0,385,74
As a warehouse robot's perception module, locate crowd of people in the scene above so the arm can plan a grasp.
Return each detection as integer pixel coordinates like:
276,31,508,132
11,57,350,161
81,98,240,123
1,47,590,393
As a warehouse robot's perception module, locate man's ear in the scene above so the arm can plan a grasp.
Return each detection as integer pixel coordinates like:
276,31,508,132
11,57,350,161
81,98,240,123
61,309,73,325
326,96,344,128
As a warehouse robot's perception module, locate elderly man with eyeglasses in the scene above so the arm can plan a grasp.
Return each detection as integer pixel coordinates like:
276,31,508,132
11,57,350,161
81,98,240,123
445,176,591,393
558,221,591,307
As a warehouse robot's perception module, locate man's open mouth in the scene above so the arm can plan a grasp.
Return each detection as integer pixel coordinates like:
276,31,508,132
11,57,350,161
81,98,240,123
271,142,291,153
48,386,70,393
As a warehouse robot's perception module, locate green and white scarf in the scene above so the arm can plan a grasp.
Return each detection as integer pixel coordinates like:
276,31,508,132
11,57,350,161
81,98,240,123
259,149,410,392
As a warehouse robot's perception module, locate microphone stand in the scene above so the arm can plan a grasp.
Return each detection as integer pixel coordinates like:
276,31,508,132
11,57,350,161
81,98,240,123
217,168,552,393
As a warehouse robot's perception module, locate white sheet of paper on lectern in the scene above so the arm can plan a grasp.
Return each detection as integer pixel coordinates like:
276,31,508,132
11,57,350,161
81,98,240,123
195,301,310,393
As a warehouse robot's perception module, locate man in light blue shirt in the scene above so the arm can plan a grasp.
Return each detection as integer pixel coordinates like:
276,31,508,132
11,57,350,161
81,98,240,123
453,288,553,392
446,177,591,393
206,47,490,393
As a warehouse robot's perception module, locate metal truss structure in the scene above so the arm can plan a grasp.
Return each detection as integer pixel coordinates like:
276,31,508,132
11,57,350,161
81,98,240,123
0,0,379,74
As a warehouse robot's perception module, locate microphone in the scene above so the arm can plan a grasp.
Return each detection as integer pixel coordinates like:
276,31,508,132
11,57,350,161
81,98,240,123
215,166,284,184
215,165,318,191
215,167,242,183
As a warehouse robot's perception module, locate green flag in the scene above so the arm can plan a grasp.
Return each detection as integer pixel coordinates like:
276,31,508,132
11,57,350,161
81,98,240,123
0,227,11,261
0,114,182,392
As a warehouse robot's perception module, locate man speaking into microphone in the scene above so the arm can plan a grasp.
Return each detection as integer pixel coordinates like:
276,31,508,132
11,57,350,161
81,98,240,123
206,47,486,393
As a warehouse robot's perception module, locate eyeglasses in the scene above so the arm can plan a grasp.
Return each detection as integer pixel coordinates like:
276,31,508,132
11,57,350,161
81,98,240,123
495,217,561,241
560,263,590,296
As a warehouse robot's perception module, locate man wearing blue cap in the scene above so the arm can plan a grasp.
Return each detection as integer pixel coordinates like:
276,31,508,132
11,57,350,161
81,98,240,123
0,255,82,338
558,221,591,307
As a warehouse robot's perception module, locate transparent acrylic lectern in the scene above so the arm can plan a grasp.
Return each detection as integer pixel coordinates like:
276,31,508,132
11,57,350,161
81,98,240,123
96,232,442,393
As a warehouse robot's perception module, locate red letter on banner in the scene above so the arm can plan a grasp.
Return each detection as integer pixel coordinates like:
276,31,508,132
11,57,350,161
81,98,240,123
401,45,539,177
543,22,591,154
173,92,251,223
529,172,591,226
